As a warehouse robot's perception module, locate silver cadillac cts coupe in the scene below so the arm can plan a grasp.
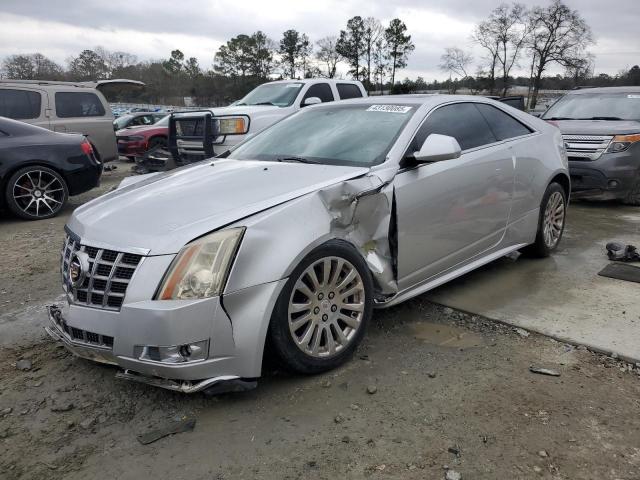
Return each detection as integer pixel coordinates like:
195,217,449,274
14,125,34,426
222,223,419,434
47,95,569,394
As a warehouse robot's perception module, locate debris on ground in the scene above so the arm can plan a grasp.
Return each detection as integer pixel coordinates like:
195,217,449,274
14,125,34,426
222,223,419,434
15,359,32,371
367,385,377,394
514,328,530,338
137,417,196,445
445,469,462,480
50,402,74,413
529,366,561,377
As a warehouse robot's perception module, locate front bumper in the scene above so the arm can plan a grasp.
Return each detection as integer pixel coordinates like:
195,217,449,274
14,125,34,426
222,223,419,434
569,149,639,200
45,277,286,393
117,140,146,156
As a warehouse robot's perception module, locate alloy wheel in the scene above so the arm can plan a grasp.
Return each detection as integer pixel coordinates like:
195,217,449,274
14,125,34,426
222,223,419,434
288,256,365,358
12,170,65,218
542,191,565,248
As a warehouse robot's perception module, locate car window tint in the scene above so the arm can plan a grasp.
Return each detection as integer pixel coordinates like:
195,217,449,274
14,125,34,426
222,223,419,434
475,103,532,140
337,83,363,99
413,103,497,151
0,89,41,119
302,83,334,104
55,92,105,118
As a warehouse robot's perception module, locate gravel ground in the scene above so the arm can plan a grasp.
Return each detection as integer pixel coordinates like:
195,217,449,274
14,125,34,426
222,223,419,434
1,162,639,479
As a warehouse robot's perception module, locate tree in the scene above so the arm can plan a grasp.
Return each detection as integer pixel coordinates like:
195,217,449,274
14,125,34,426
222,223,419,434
564,53,594,87
215,35,254,78
2,55,36,79
184,57,201,78
163,49,185,74
315,36,342,78
249,31,276,78
526,0,593,109
384,19,414,88
439,47,473,78
68,49,108,80
473,20,500,94
372,37,389,93
362,17,383,91
279,29,310,79
336,16,366,81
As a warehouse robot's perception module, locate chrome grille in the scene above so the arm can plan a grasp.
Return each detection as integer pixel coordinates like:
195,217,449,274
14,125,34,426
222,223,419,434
562,134,613,161
60,233,142,311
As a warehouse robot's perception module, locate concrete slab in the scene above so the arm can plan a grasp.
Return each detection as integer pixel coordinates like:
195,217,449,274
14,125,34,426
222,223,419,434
427,202,640,362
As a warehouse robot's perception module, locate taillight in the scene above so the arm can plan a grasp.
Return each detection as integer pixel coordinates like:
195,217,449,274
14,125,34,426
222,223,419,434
81,141,93,156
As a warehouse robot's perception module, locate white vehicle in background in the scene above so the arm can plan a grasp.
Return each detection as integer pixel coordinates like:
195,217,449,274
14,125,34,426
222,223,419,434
169,79,367,162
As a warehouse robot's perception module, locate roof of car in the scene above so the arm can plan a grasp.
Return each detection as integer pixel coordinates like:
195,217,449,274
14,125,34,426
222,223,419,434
568,86,640,94
327,93,497,106
268,78,363,85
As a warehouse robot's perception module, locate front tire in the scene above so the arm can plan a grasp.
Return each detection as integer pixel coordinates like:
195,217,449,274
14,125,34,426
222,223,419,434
268,241,373,374
522,182,566,258
4,166,69,220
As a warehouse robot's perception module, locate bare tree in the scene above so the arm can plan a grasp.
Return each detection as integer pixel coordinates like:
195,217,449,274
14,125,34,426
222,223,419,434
526,0,593,109
473,19,500,94
439,47,473,78
315,36,342,78
372,37,389,93
362,17,383,92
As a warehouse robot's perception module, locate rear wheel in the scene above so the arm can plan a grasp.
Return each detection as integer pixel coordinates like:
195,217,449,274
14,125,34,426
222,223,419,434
622,180,640,206
522,182,566,258
4,166,68,220
268,241,373,374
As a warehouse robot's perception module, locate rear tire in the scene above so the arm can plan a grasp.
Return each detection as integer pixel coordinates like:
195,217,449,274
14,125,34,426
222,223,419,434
268,240,373,374
522,182,566,258
622,180,640,206
4,166,69,220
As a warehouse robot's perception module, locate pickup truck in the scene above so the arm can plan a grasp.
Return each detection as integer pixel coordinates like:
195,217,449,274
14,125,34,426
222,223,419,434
169,79,367,162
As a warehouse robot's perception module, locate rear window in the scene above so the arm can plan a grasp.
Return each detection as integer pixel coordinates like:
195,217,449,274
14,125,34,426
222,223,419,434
476,104,532,140
0,89,42,120
337,84,363,99
55,92,105,118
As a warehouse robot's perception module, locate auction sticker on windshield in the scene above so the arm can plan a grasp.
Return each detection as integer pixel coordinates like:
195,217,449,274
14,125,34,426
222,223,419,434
366,105,412,113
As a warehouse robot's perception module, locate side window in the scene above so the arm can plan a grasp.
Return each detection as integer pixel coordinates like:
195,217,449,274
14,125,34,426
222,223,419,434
0,89,42,120
302,83,334,105
55,92,105,118
337,84,363,99
412,103,497,152
141,115,154,125
475,104,532,140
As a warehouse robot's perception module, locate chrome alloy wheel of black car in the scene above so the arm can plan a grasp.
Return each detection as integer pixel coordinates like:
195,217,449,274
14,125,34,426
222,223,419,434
11,169,66,218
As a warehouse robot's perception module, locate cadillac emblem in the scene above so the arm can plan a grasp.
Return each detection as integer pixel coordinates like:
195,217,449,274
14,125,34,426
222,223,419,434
69,251,90,288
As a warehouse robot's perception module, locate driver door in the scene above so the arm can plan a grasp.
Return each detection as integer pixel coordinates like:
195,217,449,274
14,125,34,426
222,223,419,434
393,102,515,290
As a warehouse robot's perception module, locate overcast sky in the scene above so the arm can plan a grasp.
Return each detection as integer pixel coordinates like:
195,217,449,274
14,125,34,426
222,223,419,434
1,0,638,80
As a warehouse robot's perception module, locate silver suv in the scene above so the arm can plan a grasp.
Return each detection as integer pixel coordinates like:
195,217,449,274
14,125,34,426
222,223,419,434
541,86,640,205
0,79,143,162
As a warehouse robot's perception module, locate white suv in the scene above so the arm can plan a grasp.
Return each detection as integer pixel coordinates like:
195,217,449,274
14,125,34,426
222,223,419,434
171,79,367,160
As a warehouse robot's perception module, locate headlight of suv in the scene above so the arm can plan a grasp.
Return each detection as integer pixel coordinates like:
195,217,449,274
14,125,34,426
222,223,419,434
607,133,640,153
218,116,248,135
156,228,244,300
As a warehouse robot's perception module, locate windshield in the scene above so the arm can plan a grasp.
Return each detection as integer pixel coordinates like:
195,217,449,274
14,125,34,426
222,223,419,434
114,114,134,129
236,82,304,107
543,92,640,121
229,104,416,167
155,115,170,126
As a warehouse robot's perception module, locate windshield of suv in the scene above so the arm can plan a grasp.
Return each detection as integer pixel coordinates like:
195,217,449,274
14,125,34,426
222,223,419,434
236,82,304,107
229,104,416,166
543,92,640,121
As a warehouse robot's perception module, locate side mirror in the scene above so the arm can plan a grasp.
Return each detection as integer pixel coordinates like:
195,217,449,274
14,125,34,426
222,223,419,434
302,96,322,107
413,134,461,163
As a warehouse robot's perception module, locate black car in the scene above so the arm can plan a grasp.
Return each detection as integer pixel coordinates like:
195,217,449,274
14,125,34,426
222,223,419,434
0,117,102,220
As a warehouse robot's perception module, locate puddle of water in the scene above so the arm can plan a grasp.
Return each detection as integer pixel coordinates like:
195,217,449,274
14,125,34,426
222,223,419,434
410,322,485,348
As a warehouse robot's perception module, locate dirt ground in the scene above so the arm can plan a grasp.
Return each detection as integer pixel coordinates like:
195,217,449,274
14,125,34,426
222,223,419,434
1,163,640,479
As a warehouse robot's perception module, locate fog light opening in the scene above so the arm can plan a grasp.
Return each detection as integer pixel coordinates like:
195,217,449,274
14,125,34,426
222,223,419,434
135,340,209,364
608,180,620,189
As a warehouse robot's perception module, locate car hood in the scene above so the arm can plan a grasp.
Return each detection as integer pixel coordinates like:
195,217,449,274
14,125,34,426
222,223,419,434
549,119,640,136
208,105,284,117
116,125,166,136
68,159,370,255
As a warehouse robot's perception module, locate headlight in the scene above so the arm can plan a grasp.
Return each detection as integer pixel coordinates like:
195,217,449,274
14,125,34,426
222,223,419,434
607,133,640,153
218,117,248,135
156,228,244,300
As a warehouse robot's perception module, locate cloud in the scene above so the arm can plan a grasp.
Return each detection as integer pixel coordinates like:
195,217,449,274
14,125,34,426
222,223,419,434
0,0,638,80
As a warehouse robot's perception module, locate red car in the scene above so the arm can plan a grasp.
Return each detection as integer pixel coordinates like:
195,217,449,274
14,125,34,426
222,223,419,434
116,115,169,159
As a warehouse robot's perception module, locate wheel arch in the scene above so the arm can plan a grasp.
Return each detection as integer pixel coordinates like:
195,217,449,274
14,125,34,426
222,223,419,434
549,172,571,200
